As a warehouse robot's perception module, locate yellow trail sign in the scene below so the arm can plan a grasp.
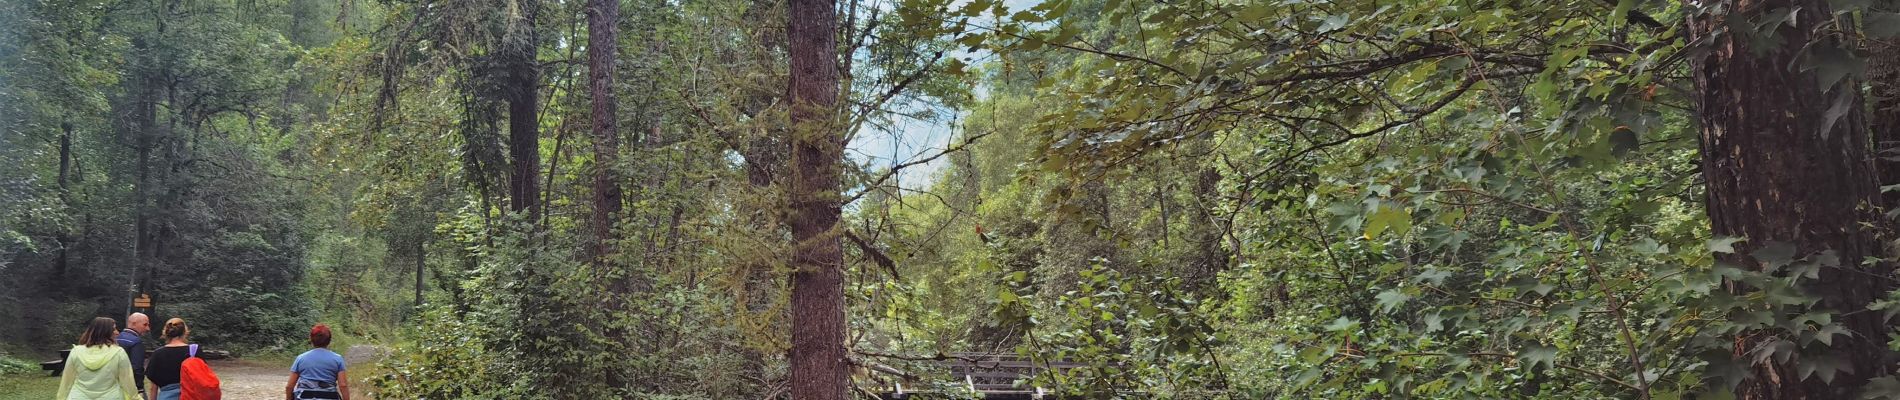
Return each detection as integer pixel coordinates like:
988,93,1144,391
133,294,152,308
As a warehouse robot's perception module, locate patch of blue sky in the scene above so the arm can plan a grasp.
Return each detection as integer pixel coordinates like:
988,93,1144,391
843,0,1046,195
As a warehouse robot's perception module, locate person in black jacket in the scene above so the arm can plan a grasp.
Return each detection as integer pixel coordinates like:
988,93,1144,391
118,312,150,400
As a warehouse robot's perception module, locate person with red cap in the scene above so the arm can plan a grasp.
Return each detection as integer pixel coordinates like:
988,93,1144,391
283,324,348,400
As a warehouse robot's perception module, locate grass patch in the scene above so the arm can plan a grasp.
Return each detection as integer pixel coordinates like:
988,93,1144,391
347,352,384,399
0,373,58,400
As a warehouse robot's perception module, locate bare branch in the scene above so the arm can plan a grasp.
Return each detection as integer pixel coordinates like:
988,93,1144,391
844,129,996,204
843,229,899,280
1242,67,1537,187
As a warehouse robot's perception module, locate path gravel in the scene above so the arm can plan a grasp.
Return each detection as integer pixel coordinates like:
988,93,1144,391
207,345,386,400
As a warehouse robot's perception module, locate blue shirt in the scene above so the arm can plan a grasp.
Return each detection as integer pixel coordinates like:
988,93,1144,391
291,348,347,385
116,329,145,377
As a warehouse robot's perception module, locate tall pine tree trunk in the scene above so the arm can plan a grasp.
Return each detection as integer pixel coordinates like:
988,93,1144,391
128,34,162,300
506,0,542,218
587,0,622,263
786,0,847,396
1689,1,1891,397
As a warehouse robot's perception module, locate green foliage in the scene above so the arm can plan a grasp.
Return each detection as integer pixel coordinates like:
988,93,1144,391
10,0,1900,396
859,0,1900,398
0,354,36,376
0,0,344,350
1006,262,1229,398
372,306,512,399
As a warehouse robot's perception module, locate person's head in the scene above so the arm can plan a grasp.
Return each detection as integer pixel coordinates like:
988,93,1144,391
161,318,189,343
127,312,150,335
309,324,332,348
77,317,117,347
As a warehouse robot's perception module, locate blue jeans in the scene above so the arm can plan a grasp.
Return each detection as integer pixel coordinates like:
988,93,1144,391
155,383,181,400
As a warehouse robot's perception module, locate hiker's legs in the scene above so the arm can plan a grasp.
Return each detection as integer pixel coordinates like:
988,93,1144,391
155,383,181,400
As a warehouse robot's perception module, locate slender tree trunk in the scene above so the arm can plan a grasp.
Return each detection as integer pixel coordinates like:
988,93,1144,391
58,121,72,189
786,0,847,396
740,129,784,394
415,239,425,307
55,121,74,282
1185,164,1226,291
1871,20,1900,206
1689,2,1891,397
587,0,622,264
129,36,161,299
506,0,542,218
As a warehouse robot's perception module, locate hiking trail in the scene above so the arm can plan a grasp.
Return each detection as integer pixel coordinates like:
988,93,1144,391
204,345,385,399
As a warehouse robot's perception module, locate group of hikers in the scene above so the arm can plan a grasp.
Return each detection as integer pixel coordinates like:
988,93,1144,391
53,313,352,400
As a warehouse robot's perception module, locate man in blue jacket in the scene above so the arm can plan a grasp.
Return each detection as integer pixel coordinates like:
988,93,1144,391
118,312,149,400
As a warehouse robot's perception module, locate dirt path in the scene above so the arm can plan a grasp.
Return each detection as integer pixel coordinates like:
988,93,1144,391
206,359,289,399
209,345,385,400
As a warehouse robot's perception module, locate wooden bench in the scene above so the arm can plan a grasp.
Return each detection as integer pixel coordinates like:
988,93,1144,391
40,349,70,376
32,347,227,376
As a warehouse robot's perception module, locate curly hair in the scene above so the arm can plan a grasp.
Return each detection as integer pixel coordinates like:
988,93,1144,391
161,318,189,342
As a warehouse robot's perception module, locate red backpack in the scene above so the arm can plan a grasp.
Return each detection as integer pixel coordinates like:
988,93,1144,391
180,344,222,400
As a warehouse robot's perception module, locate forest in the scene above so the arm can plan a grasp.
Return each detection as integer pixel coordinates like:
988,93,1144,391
5,0,1900,398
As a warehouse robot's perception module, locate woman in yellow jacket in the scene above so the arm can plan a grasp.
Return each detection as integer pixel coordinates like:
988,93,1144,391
56,317,140,400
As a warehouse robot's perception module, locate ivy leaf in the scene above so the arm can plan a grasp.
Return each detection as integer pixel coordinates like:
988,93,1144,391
1821,88,1856,136
1324,317,1361,332
1752,241,1798,270
943,58,969,76
1414,269,1452,285
1814,324,1850,346
1518,344,1558,370
1375,289,1411,314
1364,205,1411,238
1549,301,1585,320
1709,236,1744,253
958,0,994,16
1796,354,1853,384
996,289,1019,304
1748,339,1797,365
1808,45,1864,91
1632,238,1666,255
1423,311,1446,332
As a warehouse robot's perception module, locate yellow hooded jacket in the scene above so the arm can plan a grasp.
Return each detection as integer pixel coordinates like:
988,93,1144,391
55,344,139,400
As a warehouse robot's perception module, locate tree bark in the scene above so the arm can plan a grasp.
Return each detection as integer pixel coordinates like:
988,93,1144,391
1871,16,1900,206
58,121,72,189
415,239,426,307
587,0,622,264
1184,164,1226,291
55,121,74,282
1689,2,1891,397
128,35,162,299
786,0,847,396
505,0,542,218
